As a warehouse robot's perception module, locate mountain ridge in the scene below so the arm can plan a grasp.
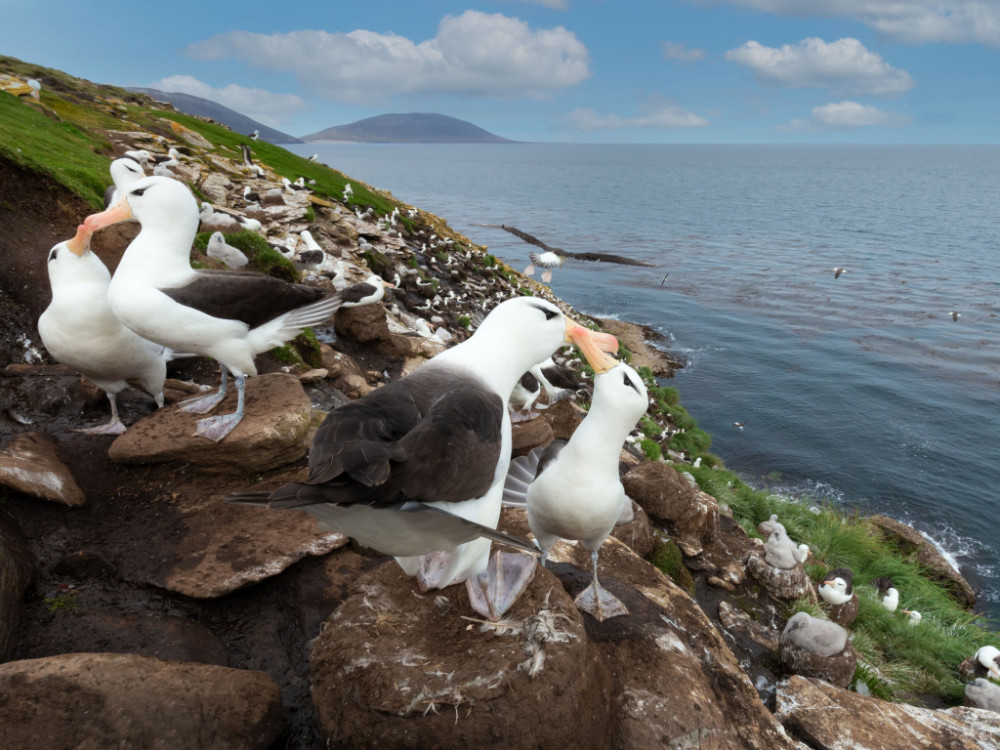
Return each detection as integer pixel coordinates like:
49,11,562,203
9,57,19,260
302,112,514,144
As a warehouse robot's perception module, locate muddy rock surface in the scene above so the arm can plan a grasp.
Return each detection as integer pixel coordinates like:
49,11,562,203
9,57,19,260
776,675,1000,749
0,431,84,506
0,652,283,750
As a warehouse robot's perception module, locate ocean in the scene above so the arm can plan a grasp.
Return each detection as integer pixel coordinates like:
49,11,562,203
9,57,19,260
289,142,1000,622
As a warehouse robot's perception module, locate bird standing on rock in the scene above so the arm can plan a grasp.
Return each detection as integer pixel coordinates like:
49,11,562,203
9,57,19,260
38,224,169,434
83,175,345,441
226,296,621,622
504,360,649,621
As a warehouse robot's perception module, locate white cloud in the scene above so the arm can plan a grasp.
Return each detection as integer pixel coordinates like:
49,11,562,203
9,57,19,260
695,0,1000,45
780,100,912,130
726,37,914,97
662,41,707,62
569,96,709,130
151,75,308,127
187,11,590,103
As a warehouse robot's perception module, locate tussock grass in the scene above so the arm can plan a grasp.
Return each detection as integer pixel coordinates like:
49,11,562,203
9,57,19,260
686,461,998,704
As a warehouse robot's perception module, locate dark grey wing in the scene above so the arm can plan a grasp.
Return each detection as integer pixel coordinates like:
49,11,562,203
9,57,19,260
500,225,566,255
402,502,537,554
160,270,326,328
538,363,579,390
519,371,539,392
341,281,378,304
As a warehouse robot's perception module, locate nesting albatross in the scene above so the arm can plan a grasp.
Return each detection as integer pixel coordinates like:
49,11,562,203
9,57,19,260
83,175,344,441
226,296,621,621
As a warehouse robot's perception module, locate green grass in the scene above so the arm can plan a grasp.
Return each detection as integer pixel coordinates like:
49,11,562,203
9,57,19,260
639,438,662,462
0,91,110,208
686,461,999,703
648,540,695,594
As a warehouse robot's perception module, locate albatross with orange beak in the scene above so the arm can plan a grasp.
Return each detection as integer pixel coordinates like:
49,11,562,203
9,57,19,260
227,296,620,621
37,224,170,434
83,175,344,441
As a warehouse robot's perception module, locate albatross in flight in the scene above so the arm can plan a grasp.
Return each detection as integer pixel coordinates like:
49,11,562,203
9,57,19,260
83,175,344,441
38,224,170,434
226,296,621,621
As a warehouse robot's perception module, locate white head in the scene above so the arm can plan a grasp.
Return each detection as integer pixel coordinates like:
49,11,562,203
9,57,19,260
590,362,649,432
441,297,620,396
85,176,200,240
45,225,107,289
109,157,145,192
977,646,1000,678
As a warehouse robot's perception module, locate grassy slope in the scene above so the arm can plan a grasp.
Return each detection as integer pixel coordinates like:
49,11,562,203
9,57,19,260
3,55,996,708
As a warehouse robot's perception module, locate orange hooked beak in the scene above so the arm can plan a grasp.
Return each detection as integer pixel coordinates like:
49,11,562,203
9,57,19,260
564,319,619,374
63,224,92,257
84,194,132,233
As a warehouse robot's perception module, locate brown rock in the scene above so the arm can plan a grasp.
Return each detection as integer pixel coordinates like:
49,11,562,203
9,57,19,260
511,415,554,455
0,513,35,660
718,600,780,654
745,548,815,602
0,653,283,750
622,462,718,555
199,173,232,204
540,398,587,440
20,610,229,665
868,514,976,608
310,561,615,750
334,303,391,345
109,373,313,473
0,432,84,506
609,501,656,558
776,675,1000,749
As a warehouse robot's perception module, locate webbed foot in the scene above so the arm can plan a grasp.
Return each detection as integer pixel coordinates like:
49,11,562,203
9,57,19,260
466,550,536,622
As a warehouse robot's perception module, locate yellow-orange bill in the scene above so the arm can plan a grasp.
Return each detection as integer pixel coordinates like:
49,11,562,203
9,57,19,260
83,195,132,233
565,321,619,374
63,224,92,256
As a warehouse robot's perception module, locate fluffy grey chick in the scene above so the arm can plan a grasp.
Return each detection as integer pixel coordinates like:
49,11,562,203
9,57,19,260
206,231,249,269
781,612,848,657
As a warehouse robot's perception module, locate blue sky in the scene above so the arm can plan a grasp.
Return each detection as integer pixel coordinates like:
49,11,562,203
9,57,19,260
3,0,998,142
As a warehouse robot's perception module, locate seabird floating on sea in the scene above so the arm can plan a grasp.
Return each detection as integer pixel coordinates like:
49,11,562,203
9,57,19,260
37,224,169,434
503,360,648,621
832,267,847,279
225,296,620,621
83,175,344,441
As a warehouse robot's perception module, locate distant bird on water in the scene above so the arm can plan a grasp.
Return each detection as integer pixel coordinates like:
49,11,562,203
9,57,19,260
733,421,746,430
832,267,847,279
660,273,670,287
950,311,962,322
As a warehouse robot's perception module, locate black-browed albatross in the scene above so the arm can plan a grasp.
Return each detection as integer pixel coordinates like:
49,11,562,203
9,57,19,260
226,296,621,620
83,175,344,441
503,359,649,621
37,223,170,434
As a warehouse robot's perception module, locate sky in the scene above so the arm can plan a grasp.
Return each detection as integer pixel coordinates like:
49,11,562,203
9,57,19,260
2,0,999,143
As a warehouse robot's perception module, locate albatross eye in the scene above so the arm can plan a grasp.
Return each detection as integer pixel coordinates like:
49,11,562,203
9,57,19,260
544,309,558,320
623,373,639,392
131,187,147,198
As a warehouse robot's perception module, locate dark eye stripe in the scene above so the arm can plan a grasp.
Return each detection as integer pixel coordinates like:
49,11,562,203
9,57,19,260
624,373,640,392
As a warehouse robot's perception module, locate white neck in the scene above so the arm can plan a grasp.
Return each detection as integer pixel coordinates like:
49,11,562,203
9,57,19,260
560,402,633,473
114,212,199,281
430,332,528,399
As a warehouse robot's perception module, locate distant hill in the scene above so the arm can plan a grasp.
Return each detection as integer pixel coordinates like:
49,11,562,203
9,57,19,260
302,113,514,144
128,88,302,144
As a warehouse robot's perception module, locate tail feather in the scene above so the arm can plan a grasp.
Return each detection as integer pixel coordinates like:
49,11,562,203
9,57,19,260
280,292,344,331
501,449,545,506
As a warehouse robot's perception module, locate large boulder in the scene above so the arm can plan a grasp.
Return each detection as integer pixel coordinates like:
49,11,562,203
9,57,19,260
776,675,1000,749
310,561,615,750
622,462,718,555
867,514,976,608
0,432,85,506
109,373,314,473
0,653,283,750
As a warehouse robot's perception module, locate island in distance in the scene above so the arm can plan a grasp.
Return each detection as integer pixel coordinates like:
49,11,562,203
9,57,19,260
301,112,515,144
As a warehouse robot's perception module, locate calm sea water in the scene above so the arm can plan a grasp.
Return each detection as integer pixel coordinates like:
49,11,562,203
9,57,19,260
291,143,1000,622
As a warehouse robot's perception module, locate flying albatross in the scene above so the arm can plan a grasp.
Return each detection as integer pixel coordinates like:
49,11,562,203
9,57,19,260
503,360,648,621
225,296,621,621
38,223,170,434
83,175,344,441
493,224,656,283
